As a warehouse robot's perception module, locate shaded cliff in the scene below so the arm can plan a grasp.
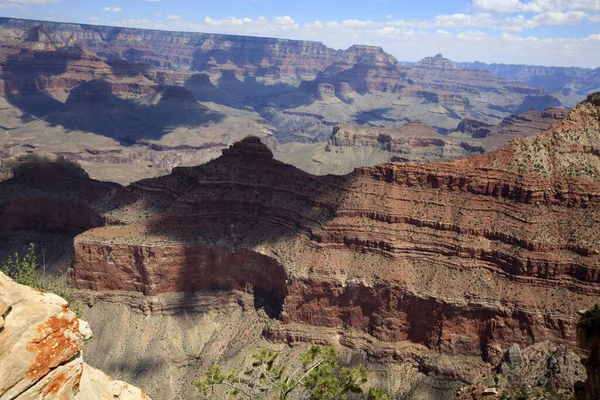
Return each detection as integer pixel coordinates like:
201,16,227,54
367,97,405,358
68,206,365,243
70,96,600,373
575,306,600,400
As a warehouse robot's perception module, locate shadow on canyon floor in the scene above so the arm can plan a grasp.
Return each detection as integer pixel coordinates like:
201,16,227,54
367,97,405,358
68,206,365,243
1,46,78,119
184,71,313,111
0,156,138,275
42,80,225,145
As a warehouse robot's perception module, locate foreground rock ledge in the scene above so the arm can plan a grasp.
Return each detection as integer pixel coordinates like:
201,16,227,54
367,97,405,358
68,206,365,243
0,272,150,400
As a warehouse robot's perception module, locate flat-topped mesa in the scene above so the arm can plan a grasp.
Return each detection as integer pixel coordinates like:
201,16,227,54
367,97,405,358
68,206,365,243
0,17,343,80
344,44,400,65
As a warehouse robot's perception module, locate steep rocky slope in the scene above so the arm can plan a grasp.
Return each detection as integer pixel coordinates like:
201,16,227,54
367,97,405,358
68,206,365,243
0,272,149,399
0,153,148,272
65,95,600,397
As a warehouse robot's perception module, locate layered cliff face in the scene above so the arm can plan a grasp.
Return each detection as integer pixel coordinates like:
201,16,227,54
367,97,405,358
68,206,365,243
275,108,567,176
329,121,484,161
274,120,486,175
0,153,148,272
0,20,275,183
284,53,563,140
70,96,600,378
455,108,568,139
0,272,150,399
304,45,408,94
0,18,575,180
456,61,600,107
0,17,340,82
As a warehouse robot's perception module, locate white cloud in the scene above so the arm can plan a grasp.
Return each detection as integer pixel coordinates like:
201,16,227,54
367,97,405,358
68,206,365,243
533,10,588,25
472,0,600,13
103,6,122,12
167,15,181,20
203,15,298,32
433,13,495,28
144,0,160,2
89,16,100,21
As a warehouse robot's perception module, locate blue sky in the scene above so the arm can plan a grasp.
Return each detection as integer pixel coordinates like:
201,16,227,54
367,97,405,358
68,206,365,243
1,0,599,67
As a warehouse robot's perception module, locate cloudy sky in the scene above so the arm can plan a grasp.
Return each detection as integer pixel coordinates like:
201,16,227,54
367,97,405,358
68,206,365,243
1,0,599,68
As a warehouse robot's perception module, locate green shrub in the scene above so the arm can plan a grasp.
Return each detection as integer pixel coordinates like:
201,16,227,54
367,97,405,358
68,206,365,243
194,345,389,400
1,243,83,317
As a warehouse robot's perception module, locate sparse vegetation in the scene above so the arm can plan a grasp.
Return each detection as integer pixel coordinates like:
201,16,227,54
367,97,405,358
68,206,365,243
0,243,83,317
193,345,389,400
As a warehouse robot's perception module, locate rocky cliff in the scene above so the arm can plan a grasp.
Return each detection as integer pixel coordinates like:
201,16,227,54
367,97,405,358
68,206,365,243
0,18,569,155
70,95,600,377
0,17,340,82
456,61,600,105
0,272,149,399
329,120,484,161
273,120,486,175
275,108,568,176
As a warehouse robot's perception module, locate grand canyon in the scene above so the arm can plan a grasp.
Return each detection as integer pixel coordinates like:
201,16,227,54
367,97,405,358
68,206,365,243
0,9,600,400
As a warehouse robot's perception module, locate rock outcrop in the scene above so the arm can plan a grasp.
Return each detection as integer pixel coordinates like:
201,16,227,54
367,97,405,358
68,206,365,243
0,272,149,399
0,18,577,180
329,121,484,162
456,61,600,107
455,108,568,139
70,96,600,375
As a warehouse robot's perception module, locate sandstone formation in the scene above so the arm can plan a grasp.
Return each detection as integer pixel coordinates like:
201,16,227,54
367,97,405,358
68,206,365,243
0,18,574,178
275,120,486,175
282,52,564,142
0,272,149,399
0,99,594,398
275,107,568,176
450,107,570,151
0,20,274,184
70,95,600,377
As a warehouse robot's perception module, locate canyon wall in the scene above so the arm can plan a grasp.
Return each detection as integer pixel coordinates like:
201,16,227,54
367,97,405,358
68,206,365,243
70,97,600,369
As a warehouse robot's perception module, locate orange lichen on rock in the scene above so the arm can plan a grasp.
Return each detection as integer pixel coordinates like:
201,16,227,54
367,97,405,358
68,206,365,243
42,372,68,395
25,312,81,381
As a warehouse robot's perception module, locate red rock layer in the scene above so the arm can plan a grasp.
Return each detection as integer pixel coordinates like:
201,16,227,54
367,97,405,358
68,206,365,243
70,99,600,363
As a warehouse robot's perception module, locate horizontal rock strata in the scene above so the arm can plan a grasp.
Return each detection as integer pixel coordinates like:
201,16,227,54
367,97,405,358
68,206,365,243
70,97,600,366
